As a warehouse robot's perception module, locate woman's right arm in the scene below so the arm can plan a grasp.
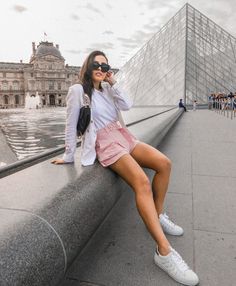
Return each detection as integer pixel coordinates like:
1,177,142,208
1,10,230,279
51,85,81,164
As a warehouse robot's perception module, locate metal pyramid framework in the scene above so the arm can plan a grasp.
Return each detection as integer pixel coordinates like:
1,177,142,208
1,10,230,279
116,3,236,105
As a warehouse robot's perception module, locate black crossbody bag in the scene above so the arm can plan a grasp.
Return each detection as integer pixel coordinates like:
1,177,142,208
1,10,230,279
76,92,91,138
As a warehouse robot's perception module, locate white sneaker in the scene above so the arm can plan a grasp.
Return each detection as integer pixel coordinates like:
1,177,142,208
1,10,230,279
159,213,184,236
154,247,199,286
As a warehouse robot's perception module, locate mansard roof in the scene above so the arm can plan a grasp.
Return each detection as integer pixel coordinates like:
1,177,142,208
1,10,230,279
34,41,64,60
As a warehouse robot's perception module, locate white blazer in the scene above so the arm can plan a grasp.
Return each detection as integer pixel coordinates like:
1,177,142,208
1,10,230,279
62,82,133,166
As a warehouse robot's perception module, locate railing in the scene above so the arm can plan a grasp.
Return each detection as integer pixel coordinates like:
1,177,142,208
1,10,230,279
211,98,236,120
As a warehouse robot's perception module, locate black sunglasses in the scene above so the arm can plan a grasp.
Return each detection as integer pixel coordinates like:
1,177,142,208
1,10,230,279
91,61,111,73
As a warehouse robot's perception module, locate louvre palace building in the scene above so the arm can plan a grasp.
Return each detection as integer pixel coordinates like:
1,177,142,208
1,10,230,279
0,41,80,108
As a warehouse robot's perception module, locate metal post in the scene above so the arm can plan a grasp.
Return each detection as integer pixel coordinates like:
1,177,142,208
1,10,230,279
227,100,229,118
231,99,233,120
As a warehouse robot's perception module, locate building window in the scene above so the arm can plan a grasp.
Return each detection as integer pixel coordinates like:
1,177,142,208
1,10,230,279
15,95,20,105
13,81,19,90
4,95,9,104
2,82,8,90
3,72,6,78
67,74,70,78
30,81,35,90
58,82,61,90
31,73,34,77
49,81,54,90
41,82,45,90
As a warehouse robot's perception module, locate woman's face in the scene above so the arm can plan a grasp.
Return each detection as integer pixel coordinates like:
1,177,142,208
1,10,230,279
91,55,108,83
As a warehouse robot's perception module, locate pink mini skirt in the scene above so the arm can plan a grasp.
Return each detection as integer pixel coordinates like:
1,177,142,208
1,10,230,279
95,121,140,167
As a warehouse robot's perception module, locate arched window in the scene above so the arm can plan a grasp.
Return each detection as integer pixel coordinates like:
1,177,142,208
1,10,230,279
15,94,20,105
4,95,9,104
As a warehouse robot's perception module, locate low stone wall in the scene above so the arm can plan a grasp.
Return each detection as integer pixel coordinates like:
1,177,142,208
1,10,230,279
0,108,183,286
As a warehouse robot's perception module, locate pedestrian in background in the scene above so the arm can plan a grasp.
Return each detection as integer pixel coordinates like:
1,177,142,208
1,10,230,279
179,98,187,112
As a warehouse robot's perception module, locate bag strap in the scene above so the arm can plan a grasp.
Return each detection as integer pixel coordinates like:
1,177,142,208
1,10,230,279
82,92,90,107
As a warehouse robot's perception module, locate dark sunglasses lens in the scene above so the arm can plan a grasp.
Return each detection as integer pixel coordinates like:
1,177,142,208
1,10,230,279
101,64,110,72
92,62,100,70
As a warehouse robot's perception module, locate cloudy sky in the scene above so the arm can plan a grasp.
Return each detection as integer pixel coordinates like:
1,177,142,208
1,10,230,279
0,0,235,68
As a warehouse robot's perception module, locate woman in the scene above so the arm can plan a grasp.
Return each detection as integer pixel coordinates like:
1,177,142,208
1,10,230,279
51,51,199,286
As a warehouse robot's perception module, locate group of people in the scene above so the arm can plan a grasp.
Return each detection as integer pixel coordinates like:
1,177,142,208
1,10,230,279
208,92,236,111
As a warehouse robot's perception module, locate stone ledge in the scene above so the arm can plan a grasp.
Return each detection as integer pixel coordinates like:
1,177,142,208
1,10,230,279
0,108,183,286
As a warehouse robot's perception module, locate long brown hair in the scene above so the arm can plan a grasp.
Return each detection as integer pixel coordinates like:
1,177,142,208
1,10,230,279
78,51,109,99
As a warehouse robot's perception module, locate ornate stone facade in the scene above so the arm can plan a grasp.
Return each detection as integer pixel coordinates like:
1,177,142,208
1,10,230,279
0,41,80,108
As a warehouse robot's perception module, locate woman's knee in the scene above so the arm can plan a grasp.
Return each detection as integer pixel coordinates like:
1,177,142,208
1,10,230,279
158,156,172,173
133,175,152,194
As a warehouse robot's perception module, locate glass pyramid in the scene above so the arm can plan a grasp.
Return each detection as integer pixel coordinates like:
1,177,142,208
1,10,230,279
115,3,236,106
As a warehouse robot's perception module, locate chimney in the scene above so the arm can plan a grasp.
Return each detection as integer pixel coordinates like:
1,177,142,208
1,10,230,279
56,44,59,49
32,42,36,55
20,60,23,63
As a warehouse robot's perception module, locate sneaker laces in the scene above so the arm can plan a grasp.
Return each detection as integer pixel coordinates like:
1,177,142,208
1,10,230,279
171,248,189,272
162,213,176,227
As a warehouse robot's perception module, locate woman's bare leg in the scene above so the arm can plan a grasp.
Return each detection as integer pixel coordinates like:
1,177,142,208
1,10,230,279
109,154,170,255
131,142,171,216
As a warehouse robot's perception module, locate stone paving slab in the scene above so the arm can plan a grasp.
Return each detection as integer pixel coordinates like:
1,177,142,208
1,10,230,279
192,141,236,178
193,175,236,234
194,230,236,286
168,173,192,194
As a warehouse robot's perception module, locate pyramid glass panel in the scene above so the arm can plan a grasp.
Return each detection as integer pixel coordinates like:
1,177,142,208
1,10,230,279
116,4,236,107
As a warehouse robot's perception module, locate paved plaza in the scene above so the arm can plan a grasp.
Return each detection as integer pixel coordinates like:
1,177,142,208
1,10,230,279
60,109,236,286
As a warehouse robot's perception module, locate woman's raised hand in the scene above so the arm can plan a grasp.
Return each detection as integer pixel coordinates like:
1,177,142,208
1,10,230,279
104,71,116,86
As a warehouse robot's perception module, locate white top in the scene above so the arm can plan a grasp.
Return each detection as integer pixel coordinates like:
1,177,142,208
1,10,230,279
92,86,125,131
62,82,133,166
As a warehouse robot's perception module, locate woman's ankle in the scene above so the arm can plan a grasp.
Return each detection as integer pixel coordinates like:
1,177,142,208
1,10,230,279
157,244,171,256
